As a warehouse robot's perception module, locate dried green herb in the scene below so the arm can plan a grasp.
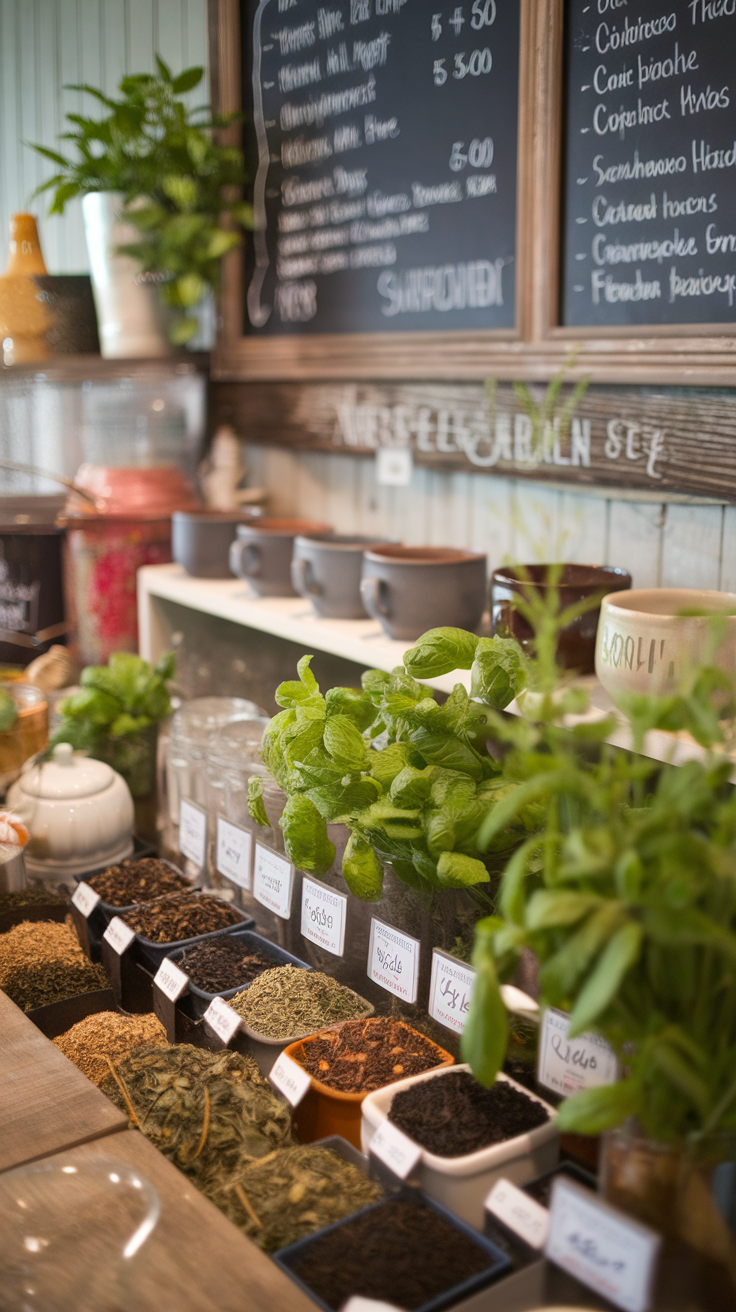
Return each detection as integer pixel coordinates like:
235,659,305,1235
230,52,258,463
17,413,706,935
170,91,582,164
0,920,108,1010
87,858,189,906
53,1011,167,1086
120,891,241,943
229,965,367,1039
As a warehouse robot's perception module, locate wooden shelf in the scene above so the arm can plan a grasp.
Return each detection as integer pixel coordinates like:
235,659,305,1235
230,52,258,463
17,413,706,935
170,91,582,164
0,354,209,384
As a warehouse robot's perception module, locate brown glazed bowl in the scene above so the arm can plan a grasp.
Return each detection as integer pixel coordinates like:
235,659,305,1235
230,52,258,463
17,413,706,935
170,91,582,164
360,545,487,642
230,518,332,597
490,563,632,673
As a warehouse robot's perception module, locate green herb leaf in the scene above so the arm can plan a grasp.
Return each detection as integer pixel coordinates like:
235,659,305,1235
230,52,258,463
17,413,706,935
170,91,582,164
462,917,508,1086
403,628,482,678
342,832,384,901
280,795,335,876
555,1080,640,1135
436,851,490,888
470,635,527,709
323,714,369,772
568,921,643,1035
247,776,269,828
0,689,18,733
526,890,604,931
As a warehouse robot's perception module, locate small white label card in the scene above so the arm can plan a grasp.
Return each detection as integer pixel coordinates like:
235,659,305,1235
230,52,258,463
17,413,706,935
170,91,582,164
203,995,242,1046
216,817,253,889
546,1177,661,1312
342,1300,407,1312
369,1120,422,1181
154,957,190,1002
428,950,475,1034
269,1052,312,1107
485,1177,550,1250
367,917,420,1004
253,843,294,919
537,1007,619,1097
375,446,413,486
71,881,101,918
179,798,207,868
301,876,347,957
103,916,136,956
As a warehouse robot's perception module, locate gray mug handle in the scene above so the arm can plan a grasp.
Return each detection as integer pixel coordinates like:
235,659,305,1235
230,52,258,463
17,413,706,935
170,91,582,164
291,556,323,597
360,574,390,620
230,539,261,578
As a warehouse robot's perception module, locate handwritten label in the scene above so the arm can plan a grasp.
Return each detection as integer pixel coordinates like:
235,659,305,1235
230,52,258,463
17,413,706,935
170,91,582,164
216,817,252,889
71,881,101,918
369,1120,422,1181
203,995,242,1046
368,918,420,1004
538,1007,619,1097
485,1178,549,1250
179,798,207,869
301,876,347,957
103,916,136,956
154,958,190,1002
269,1052,312,1107
342,1300,406,1312
429,949,475,1033
546,1177,660,1312
253,844,294,919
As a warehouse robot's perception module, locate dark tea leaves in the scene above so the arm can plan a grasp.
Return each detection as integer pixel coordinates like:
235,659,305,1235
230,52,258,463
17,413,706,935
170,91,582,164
388,1070,550,1157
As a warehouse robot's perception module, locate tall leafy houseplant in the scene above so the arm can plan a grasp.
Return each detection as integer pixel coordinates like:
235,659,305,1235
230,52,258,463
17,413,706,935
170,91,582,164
31,59,251,343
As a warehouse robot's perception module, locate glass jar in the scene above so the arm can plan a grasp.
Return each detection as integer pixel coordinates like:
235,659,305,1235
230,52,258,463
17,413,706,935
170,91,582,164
0,681,48,792
205,716,270,901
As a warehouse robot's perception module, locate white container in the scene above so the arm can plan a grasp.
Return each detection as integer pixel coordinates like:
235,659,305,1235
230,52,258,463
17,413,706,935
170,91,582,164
361,1064,558,1231
82,192,172,359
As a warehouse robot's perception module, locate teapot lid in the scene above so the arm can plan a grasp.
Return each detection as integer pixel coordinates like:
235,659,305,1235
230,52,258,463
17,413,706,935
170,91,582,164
20,743,116,799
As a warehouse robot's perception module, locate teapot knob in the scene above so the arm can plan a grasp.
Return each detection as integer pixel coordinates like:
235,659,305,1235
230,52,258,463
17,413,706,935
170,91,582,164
52,742,74,765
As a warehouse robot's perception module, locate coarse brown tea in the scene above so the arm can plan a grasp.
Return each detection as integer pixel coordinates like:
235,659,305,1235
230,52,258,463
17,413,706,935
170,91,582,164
292,1196,494,1310
178,937,274,994
213,1146,382,1252
388,1070,550,1157
296,1017,446,1094
229,965,367,1039
53,1010,167,1086
120,891,241,943
0,887,67,910
0,920,108,1010
87,857,189,906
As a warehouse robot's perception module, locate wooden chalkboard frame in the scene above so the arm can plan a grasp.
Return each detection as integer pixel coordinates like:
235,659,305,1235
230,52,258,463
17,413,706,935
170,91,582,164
210,0,736,384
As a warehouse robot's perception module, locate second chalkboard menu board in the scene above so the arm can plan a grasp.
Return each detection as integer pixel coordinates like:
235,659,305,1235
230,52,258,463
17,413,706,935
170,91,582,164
561,0,736,327
241,0,520,336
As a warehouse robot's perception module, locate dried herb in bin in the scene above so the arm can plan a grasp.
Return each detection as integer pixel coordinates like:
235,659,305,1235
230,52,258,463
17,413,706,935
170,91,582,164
179,937,274,994
87,857,189,906
388,1071,550,1157
296,1018,446,1094
0,887,67,910
229,965,366,1039
53,1011,167,1086
120,891,241,943
0,920,109,1010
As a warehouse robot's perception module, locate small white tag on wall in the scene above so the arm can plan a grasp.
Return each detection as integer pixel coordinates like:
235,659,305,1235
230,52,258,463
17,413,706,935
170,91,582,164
375,446,413,486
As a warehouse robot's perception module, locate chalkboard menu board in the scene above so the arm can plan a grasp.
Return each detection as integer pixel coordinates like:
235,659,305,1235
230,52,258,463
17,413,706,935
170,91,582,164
240,0,520,335
561,0,736,326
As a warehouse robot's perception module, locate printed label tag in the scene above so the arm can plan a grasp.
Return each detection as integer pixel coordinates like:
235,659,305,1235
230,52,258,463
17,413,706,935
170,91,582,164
216,817,253,889
429,950,475,1033
179,798,207,869
203,995,242,1045
301,876,347,956
369,1120,422,1180
71,881,101,918
546,1177,661,1312
154,958,190,1002
485,1177,550,1250
367,918,420,1004
103,916,136,956
537,1007,619,1096
342,1300,406,1312
269,1052,312,1107
253,844,294,920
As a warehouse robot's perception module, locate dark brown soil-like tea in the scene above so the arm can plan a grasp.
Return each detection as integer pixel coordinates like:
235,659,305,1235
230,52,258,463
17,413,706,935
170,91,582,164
87,857,189,906
0,887,67,910
388,1071,550,1157
121,891,241,943
297,1017,446,1094
179,937,273,993
292,1197,494,1310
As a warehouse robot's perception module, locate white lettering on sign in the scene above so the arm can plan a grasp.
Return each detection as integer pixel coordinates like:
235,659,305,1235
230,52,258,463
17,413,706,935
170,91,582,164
253,844,294,919
203,995,242,1045
538,1007,619,1097
369,1119,422,1179
216,817,253,889
154,958,190,1002
367,917,420,1003
485,1177,550,1250
103,916,136,956
546,1177,661,1312
71,881,101,918
179,798,207,868
301,876,347,955
269,1052,312,1106
429,949,475,1033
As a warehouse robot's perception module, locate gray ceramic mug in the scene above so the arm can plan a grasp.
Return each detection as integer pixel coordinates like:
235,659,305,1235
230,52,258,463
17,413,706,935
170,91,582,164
291,535,395,619
172,510,256,579
360,545,488,641
230,518,333,597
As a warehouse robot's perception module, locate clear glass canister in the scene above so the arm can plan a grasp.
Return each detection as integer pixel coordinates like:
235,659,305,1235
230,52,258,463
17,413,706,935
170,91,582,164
205,716,270,899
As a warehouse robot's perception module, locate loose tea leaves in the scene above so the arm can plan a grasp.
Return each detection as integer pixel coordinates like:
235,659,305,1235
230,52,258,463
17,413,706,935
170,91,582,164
53,1010,167,1086
213,1146,382,1252
229,965,367,1040
0,887,67,910
292,1196,494,1311
296,1018,446,1094
388,1071,550,1158
87,857,189,906
0,920,108,1010
179,938,275,994
120,891,241,943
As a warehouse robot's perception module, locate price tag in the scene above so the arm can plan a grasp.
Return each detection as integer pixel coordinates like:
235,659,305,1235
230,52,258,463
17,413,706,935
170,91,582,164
179,798,207,868
154,957,190,1002
301,876,347,956
269,1052,312,1107
71,881,101,918
537,1007,619,1097
253,843,294,919
367,918,420,1004
428,950,475,1033
103,916,136,956
203,995,242,1046
369,1120,422,1180
546,1177,661,1312
485,1177,549,1250
216,817,253,889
